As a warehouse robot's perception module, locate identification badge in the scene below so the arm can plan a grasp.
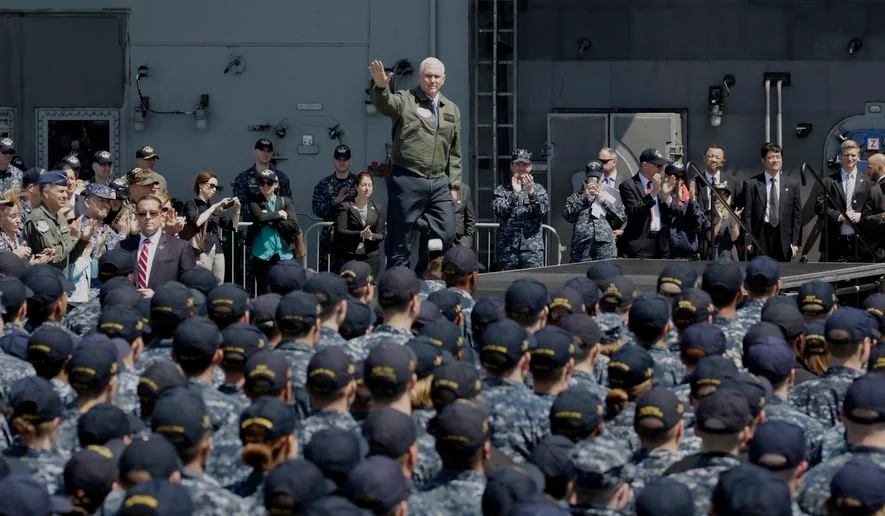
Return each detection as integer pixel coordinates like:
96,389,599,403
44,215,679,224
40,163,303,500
416,107,433,119
443,113,455,123
36,220,49,233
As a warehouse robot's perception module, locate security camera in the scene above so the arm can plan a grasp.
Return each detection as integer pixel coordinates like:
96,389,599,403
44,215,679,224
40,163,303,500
848,38,863,56
274,125,287,139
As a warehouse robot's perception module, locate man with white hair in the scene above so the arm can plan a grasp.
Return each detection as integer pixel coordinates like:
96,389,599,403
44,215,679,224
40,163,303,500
370,57,462,276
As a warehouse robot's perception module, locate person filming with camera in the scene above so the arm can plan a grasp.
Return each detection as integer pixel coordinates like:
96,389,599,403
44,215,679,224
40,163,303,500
183,171,241,281
662,162,705,259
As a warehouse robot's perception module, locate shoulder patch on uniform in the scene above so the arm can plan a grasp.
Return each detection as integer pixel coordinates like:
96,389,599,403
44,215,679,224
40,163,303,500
443,113,455,123
36,220,49,233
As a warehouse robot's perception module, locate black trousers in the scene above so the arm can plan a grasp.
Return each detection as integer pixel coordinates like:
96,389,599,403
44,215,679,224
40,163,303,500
252,254,282,295
760,223,789,262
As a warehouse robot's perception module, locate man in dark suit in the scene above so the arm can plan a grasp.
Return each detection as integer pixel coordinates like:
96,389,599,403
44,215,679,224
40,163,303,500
618,148,672,259
453,183,476,249
815,140,870,262
741,143,802,262
862,153,885,261
119,195,196,295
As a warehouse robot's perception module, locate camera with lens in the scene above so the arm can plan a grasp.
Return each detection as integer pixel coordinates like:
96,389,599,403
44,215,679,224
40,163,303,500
111,177,130,201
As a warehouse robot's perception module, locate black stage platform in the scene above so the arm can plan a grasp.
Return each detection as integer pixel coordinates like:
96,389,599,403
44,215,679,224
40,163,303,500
476,259,885,300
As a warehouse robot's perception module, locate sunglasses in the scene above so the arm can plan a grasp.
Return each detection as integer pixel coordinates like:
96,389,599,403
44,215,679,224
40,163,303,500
137,210,160,218
259,180,276,186
0,151,13,156
205,183,218,189
598,158,615,163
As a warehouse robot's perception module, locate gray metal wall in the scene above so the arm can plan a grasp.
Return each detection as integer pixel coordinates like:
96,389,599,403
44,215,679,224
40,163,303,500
517,0,885,260
1,0,470,219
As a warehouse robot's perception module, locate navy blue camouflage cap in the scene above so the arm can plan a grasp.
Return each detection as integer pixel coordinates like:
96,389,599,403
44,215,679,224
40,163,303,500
240,396,297,444
585,261,623,287
245,350,293,396
657,263,698,295
304,272,349,306
608,345,654,388
22,264,73,303
171,316,222,364
304,428,367,483
761,302,806,340
37,170,68,186
78,403,143,447
427,289,463,322
151,387,211,449
250,293,281,330
599,275,638,310
9,376,62,423
748,420,806,471
570,438,635,488
442,245,479,277
679,322,727,359
471,296,506,335
180,267,219,296
628,294,671,339
406,336,452,379
150,282,196,322
530,435,576,483
803,320,827,356
66,345,119,392
556,312,600,351
798,280,835,315
220,323,267,366
511,148,533,163
596,312,627,345
340,299,375,340
635,477,694,516
702,260,744,300
85,182,115,200
308,347,356,393
431,361,482,410
376,267,421,307
711,464,792,516
825,306,880,345
634,387,685,432
430,399,489,454
339,260,374,290
530,325,575,372
745,337,794,382
362,407,417,458
264,459,336,513
745,256,780,290
639,148,670,166
550,388,604,438
830,457,885,513
479,318,530,372
63,442,125,508
549,286,584,315
564,276,600,313
98,248,136,280
843,373,885,424
364,341,416,397
27,324,74,363
0,276,32,309
482,464,546,516
505,278,550,320
688,355,740,398
119,433,181,480
276,291,321,331
208,282,249,322
672,288,715,328
93,150,113,165
268,259,309,294
346,456,411,514
720,374,770,418
0,474,73,516
119,480,193,516
585,160,604,179
418,318,463,355
695,388,752,434
137,361,187,412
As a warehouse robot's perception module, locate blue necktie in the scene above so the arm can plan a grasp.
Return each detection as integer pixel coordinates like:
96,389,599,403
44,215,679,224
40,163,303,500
432,99,439,129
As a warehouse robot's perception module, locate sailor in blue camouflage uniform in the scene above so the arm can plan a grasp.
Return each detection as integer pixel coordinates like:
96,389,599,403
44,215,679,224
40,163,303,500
712,464,794,516
296,347,360,446
630,388,689,485
492,149,550,271
26,324,77,407
597,275,639,348
97,306,150,416
64,250,136,337
746,420,810,515
528,325,577,413
744,336,824,464
139,282,198,373
701,260,747,368
274,291,322,397
228,396,298,499
664,389,749,516
569,438,636,515
304,272,351,352
796,373,885,516
789,307,874,428
408,400,489,516
441,246,478,348
797,279,837,322
79,182,124,285
668,287,715,355
0,275,32,360
311,145,356,271
629,295,685,388
344,267,420,361
3,377,66,494
233,138,293,214
0,291,33,390
217,323,267,410
824,457,885,516
635,478,694,516
557,313,608,401
479,317,549,463
0,138,24,193
564,160,626,262
603,346,655,451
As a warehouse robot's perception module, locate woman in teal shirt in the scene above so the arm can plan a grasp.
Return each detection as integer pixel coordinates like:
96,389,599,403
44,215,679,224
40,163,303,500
247,170,300,293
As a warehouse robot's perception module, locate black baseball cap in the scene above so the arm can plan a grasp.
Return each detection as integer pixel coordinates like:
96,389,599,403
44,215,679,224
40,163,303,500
830,457,885,513
628,294,671,340
21,168,43,188
442,246,479,277
364,341,416,397
556,312,601,353
0,251,26,279
506,278,550,320
119,480,193,516
151,387,211,449
340,300,375,340
0,475,73,516
245,350,293,396
695,389,752,434
530,326,575,372
657,264,697,295
639,148,670,166
512,149,533,163
276,291,321,331
743,321,786,353
78,403,143,447
150,282,196,322
702,261,744,301
415,300,443,329
427,289,463,322
268,260,309,294
471,296,506,335
549,286,584,315
363,407,417,458
27,324,74,364
824,306,880,346
745,337,794,382
22,264,73,303
679,322,727,360
804,320,827,356
745,256,780,290
688,355,740,399
842,373,885,424
255,138,274,151
99,305,150,343
304,428,367,486
634,387,685,433
479,318,530,373
563,276,600,314
93,150,113,165
180,267,219,296
304,272,349,307
482,464,547,516
264,459,336,514
346,455,411,514
599,275,638,310
339,260,374,291
250,293,282,331
221,323,268,366
608,345,655,388
431,399,490,455
137,361,187,415
240,396,297,444
430,361,482,410
0,276,32,309
585,261,623,287
798,280,835,315
672,288,715,328
748,420,806,471
307,347,356,393
406,336,452,379
636,477,694,516
418,318,463,355
98,249,136,281
208,283,249,322
9,376,62,423
63,443,123,508
550,388,604,438
530,435,576,485
711,464,792,516
66,345,119,392
333,144,351,159
172,316,222,365
377,267,421,307
99,281,141,309
135,145,159,159
761,302,806,340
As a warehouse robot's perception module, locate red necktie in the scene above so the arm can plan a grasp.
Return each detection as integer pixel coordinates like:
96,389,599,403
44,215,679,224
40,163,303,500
646,180,656,226
137,238,151,289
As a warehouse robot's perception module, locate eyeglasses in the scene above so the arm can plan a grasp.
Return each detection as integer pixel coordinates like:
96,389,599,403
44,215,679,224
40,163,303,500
598,158,615,163
259,180,276,186
205,183,218,189
137,210,160,218
0,151,13,156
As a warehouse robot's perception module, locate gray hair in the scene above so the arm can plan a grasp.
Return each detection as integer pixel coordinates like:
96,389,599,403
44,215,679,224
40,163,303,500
419,57,446,75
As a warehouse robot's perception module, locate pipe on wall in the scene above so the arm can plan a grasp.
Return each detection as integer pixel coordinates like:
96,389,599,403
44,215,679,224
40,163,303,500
430,0,437,57
777,80,784,147
764,79,771,143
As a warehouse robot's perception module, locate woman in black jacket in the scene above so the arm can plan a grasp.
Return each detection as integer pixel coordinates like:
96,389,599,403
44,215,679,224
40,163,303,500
333,171,385,275
183,171,241,282
247,169,300,294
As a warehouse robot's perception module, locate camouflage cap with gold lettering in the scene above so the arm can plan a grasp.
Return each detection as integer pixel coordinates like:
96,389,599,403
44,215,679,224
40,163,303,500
307,347,356,393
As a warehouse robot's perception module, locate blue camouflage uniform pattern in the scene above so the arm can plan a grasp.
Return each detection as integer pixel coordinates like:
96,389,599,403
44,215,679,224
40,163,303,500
570,439,640,510
413,408,436,430
569,369,609,401
666,454,742,516
295,408,360,447
274,339,316,393
594,354,610,387
789,366,864,428
419,280,445,301
563,192,625,262
51,378,76,408
796,445,885,516
819,423,847,462
52,407,83,460
646,346,686,388
0,324,31,361
3,443,65,494
596,313,637,350
492,183,549,271
218,383,251,411
0,164,23,194
206,421,248,487
136,339,175,374
344,325,413,362
571,507,629,516
62,298,101,336
481,377,550,463
180,467,253,516
115,367,141,416
764,396,825,464
409,469,486,516
735,298,764,325
232,166,292,222
413,431,443,488
0,352,35,400
447,286,475,350
189,378,242,431
311,172,356,266
713,316,746,369
315,326,349,352
227,468,265,500
604,402,642,453
631,447,687,485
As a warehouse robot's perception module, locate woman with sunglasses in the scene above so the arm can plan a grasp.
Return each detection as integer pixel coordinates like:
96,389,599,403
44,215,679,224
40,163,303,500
247,169,300,294
332,170,385,275
0,190,54,265
184,171,241,282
